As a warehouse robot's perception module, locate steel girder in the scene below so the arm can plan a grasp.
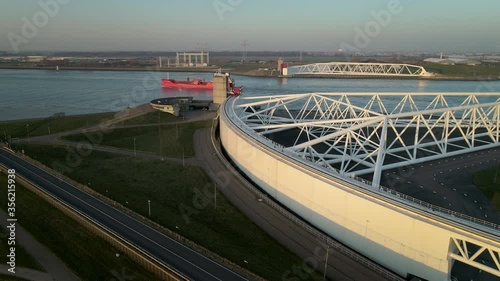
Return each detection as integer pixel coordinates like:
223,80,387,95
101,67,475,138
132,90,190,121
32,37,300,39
233,93,500,188
450,237,500,277
289,62,429,77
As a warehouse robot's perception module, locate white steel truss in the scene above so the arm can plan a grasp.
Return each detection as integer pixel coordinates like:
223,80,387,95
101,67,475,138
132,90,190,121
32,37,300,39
232,93,500,188
289,62,430,77
450,237,500,277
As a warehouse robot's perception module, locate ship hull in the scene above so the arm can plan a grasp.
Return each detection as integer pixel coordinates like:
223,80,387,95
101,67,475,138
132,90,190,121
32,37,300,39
161,79,213,90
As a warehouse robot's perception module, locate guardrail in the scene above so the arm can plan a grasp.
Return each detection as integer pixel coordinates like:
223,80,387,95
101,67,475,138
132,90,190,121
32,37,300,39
0,155,188,281
226,99,500,235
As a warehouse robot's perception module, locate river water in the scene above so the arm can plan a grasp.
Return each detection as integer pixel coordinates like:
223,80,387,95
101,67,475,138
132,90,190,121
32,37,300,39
0,69,499,121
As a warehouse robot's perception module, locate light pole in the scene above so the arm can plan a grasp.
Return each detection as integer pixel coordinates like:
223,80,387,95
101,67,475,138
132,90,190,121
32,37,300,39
323,246,330,280
26,124,30,143
495,163,499,184
148,200,151,217
133,138,136,157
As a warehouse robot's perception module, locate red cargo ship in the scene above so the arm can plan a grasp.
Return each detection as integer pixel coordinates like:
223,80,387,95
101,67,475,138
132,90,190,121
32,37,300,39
161,75,242,96
161,78,213,89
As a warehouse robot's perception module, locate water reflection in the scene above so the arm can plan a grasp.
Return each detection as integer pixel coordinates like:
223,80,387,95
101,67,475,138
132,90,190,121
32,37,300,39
416,79,429,91
161,87,213,100
277,77,288,85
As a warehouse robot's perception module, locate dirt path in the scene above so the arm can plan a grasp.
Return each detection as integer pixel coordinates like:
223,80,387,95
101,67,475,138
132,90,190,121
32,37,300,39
0,210,80,281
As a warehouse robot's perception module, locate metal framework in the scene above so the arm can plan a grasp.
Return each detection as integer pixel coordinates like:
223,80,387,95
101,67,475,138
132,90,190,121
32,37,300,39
232,93,500,188
450,237,500,277
289,62,430,77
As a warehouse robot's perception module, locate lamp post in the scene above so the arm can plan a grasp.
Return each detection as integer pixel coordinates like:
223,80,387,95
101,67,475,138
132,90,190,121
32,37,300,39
494,163,499,184
148,200,151,217
323,246,330,280
26,124,30,143
133,138,136,158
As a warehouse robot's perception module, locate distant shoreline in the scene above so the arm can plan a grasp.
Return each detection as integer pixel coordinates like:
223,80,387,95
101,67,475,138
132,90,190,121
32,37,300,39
0,65,498,81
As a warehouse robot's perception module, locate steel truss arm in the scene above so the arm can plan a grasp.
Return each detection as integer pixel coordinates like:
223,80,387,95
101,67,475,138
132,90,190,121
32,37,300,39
289,62,430,77
450,237,500,277
233,93,500,189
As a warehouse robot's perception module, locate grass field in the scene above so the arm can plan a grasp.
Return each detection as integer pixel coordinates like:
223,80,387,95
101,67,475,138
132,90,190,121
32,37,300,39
0,172,159,281
422,63,500,78
0,112,116,140
15,144,323,280
474,168,500,209
63,120,211,158
120,111,180,126
0,227,45,272
0,275,33,281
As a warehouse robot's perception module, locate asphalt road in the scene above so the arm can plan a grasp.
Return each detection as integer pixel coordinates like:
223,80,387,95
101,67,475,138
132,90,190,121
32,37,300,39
194,129,395,281
0,148,246,281
381,147,500,225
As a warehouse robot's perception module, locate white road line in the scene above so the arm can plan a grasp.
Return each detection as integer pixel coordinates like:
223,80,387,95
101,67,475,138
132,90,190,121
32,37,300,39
1,151,247,281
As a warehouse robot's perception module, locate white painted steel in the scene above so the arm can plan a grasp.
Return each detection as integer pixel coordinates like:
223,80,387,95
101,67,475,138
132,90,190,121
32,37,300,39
220,93,500,280
289,62,430,77
233,93,500,188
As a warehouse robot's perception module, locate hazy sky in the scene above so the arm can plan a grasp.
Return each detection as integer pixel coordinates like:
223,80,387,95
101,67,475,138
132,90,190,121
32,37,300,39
1,0,499,53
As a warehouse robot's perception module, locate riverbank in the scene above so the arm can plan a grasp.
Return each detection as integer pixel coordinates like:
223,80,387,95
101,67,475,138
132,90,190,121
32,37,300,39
289,74,500,81
3,65,498,80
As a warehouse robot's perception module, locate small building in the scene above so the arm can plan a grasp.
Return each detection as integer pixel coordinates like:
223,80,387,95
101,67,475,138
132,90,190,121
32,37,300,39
25,56,46,63
424,57,481,66
150,97,212,116
423,58,455,65
150,99,181,116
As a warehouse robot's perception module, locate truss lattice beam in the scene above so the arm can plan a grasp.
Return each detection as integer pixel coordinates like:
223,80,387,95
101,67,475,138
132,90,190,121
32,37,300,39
232,93,500,189
450,237,500,277
289,62,430,77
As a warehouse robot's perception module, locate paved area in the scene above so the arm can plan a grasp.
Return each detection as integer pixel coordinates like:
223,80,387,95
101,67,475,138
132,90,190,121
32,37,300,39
193,128,393,281
0,265,53,281
0,148,245,281
0,210,80,281
381,147,500,225
7,107,399,281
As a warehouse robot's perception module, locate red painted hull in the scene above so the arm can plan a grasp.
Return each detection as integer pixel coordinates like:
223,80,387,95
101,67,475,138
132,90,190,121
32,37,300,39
161,79,213,90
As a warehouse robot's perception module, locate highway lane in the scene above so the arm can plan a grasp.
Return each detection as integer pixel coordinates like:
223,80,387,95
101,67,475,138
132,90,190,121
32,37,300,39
382,147,500,225
193,129,395,281
0,148,247,281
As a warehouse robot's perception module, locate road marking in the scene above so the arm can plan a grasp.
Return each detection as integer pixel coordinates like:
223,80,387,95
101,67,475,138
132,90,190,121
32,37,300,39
0,151,242,281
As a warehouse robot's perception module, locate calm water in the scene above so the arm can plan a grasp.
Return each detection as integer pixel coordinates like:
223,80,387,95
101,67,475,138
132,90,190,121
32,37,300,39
0,69,499,121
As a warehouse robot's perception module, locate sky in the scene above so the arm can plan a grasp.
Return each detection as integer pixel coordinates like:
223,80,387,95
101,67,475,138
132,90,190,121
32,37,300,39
1,0,500,53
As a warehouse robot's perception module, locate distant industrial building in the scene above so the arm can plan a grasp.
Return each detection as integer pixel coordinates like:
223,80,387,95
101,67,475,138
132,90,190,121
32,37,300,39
424,55,481,66
25,56,46,63
175,51,210,67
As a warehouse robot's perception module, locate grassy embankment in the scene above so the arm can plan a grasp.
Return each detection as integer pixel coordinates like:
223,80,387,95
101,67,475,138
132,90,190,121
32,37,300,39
0,172,159,281
474,168,500,209
63,111,210,158
2,109,324,280
63,121,210,158
0,112,116,140
12,144,323,281
0,228,45,272
422,63,500,78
